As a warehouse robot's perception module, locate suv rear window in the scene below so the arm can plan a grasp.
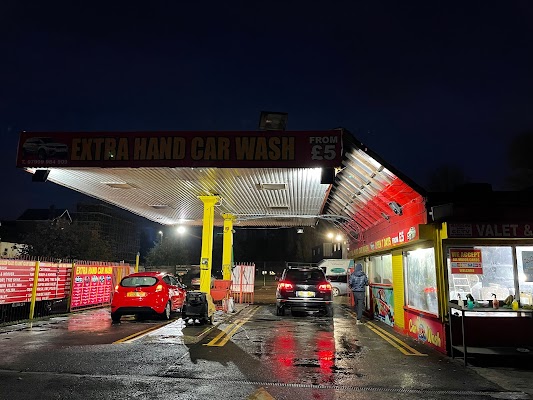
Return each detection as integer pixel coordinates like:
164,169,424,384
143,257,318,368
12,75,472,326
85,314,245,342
284,269,325,282
121,276,158,287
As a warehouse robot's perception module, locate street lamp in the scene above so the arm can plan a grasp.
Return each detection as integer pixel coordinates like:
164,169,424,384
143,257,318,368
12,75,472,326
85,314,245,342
158,231,163,243
176,225,201,239
326,231,345,258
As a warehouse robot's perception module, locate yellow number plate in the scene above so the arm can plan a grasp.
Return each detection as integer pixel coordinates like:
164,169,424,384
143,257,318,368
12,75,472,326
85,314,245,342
127,292,146,297
296,291,315,298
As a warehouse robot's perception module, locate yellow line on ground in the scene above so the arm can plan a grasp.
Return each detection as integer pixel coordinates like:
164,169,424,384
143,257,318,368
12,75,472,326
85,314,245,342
365,322,426,356
210,318,248,347
113,321,174,344
205,306,260,347
346,309,426,356
205,319,242,346
247,387,276,400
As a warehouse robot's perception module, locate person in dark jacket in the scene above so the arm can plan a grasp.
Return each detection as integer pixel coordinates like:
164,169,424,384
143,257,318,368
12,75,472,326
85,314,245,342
349,263,369,324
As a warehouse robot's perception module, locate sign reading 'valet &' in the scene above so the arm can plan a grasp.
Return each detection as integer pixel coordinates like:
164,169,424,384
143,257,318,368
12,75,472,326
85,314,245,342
448,223,533,238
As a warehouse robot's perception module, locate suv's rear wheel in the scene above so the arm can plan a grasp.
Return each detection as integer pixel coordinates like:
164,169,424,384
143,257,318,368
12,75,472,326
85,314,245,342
325,305,333,317
111,312,121,323
276,305,285,316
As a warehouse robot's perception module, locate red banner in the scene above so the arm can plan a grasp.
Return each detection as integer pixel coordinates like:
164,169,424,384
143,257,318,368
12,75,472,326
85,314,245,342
70,265,114,308
17,131,344,169
0,261,71,304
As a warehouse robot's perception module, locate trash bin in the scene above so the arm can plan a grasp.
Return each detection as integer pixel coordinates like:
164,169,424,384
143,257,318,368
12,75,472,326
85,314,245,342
182,291,214,325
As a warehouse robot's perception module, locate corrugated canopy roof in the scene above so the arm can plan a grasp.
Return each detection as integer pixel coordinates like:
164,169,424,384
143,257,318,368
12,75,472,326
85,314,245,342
17,130,425,244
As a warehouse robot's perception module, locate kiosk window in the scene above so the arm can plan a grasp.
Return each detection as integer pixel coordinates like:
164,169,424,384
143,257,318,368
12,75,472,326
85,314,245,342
370,254,393,284
516,246,533,305
405,248,438,315
447,246,514,302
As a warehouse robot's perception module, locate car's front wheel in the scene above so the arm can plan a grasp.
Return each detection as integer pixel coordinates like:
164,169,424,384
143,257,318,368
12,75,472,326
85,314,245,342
332,287,340,297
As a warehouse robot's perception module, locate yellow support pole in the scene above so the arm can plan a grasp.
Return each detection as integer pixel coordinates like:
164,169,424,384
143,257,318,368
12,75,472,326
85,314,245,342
29,260,40,320
135,252,140,273
221,213,236,280
199,195,220,294
435,222,448,321
67,262,76,312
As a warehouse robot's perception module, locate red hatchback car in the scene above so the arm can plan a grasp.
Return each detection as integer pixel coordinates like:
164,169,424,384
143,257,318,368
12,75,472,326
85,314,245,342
111,272,186,322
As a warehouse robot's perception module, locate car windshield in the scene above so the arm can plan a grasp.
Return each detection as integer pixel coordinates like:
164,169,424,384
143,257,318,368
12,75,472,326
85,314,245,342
285,269,324,282
121,276,158,287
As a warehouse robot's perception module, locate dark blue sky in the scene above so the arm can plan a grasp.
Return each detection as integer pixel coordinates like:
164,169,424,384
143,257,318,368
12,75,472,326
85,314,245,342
2,1,533,220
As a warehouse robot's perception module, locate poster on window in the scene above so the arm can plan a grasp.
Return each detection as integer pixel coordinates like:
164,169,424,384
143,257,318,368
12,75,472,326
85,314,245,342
521,251,533,282
371,285,394,326
450,248,483,274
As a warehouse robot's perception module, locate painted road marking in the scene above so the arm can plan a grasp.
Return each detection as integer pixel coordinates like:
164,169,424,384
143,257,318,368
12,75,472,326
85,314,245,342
114,319,215,344
113,320,175,344
347,310,426,356
366,321,427,356
247,387,276,400
205,306,260,347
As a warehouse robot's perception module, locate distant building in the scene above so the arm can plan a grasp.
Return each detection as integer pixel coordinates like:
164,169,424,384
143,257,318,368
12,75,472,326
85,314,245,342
312,242,344,263
7,204,140,263
71,203,140,264
16,206,72,236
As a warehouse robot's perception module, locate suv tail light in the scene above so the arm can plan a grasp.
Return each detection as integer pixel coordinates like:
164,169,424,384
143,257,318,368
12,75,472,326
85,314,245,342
278,281,294,291
318,282,332,292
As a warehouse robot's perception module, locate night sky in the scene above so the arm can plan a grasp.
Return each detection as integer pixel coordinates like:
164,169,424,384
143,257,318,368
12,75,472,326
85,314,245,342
2,2,533,221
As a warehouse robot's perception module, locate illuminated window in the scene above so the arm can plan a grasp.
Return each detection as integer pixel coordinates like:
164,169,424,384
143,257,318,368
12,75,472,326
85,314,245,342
447,246,514,302
369,254,393,284
405,248,438,315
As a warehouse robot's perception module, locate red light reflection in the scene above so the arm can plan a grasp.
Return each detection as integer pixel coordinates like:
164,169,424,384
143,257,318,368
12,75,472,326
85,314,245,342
67,309,112,332
270,324,336,384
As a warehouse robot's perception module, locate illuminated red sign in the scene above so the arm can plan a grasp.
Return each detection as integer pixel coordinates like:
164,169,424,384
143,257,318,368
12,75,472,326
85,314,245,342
0,261,71,304
70,265,114,309
17,131,344,169
352,193,427,256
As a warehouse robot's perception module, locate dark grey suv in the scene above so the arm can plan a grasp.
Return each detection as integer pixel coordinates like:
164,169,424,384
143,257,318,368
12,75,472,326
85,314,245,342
276,267,333,316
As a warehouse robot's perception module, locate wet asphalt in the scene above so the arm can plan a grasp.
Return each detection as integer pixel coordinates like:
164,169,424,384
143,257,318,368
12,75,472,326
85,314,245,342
0,299,531,400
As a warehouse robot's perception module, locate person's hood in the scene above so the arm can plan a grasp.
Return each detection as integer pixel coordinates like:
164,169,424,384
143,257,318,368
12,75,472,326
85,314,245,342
354,263,364,276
